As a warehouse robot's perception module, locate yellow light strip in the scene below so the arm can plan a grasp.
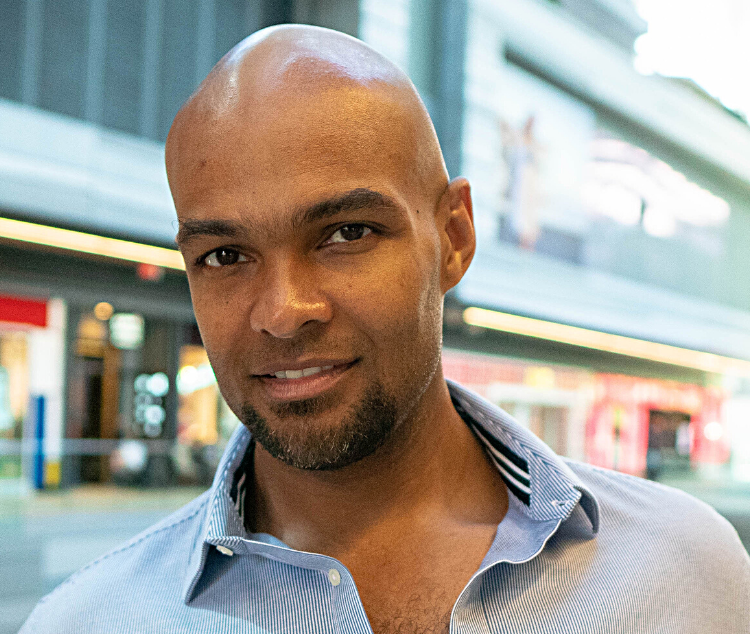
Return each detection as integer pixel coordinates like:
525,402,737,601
463,306,750,376
0,216,185,270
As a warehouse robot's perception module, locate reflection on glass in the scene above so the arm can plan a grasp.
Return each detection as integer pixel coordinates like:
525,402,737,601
177,345,219,446
493,61,731,275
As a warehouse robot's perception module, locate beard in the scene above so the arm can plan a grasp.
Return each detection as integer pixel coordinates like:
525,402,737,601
240,381,399,470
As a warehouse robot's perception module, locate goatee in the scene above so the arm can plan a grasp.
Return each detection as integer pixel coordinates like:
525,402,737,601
241,382,398,470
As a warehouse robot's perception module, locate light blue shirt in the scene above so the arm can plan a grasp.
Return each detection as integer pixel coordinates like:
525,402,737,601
21,381,750,632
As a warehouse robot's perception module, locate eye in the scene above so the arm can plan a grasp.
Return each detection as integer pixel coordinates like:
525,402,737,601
327,224,373,244
202,248,247,268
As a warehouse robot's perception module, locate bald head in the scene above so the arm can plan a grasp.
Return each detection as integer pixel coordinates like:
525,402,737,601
166,25,448,212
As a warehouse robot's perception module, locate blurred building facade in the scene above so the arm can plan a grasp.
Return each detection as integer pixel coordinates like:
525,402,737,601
2,0,750,493
441,0,750,484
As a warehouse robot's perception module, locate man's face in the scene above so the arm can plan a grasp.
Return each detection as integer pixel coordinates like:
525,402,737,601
171,86,447,470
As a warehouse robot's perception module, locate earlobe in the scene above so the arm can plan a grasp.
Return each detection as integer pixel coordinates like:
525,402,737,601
441,177,476,294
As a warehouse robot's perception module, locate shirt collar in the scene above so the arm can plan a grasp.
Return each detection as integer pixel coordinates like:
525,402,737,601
183,379,599,602
447,380,599,532
182,423,252,602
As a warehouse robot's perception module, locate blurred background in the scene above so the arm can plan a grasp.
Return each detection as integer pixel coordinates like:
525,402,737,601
1,0,750,629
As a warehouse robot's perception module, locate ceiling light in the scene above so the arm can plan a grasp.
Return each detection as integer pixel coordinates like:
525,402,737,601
463,306,750,376
0,217,184,270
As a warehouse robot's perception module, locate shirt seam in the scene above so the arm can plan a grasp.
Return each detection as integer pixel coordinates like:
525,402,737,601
566,459,679,492
32,498,209,610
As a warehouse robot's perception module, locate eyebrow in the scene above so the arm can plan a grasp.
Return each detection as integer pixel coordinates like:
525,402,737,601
176,219,244,244
176,188,397,244
291,188,397,229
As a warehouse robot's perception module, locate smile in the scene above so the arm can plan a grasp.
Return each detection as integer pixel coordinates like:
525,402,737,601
257,361,357,401
271,366,334,379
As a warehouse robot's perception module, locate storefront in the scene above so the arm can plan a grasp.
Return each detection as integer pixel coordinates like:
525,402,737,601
0,293,65,493
63,301,239,489
0,225,244,492
443,348,743,483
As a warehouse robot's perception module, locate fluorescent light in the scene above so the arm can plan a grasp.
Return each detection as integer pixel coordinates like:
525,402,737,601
0,216,185,270
463,306,750,376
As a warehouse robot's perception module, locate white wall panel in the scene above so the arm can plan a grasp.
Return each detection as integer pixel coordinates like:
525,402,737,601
0,99,176,245
359,0,410,72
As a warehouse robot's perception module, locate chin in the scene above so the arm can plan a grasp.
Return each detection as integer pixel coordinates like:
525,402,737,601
241,381,399,470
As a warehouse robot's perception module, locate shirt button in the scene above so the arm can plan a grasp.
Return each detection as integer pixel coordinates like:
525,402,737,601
216,545,234,556
328,568,341,586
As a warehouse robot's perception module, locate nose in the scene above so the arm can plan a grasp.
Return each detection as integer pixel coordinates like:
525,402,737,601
249,256,332,338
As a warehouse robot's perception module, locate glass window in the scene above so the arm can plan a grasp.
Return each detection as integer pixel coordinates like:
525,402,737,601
485,61,732,300
64,306,239,489
215,0,253,63
408,0,441,111
177,345,219,447
102,0,146,134
156,0,200,140
39,0,89,119
0,0,24,101
174,344,239,486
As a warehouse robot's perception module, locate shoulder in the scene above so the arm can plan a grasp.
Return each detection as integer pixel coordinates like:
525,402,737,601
565,458,741,538
554,461,750,630
20,491,211,633
564,460,750,595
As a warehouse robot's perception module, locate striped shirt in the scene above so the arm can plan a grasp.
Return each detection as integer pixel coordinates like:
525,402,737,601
21,380,750,632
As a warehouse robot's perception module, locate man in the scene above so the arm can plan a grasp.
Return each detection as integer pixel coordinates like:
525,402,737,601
22,25,749,634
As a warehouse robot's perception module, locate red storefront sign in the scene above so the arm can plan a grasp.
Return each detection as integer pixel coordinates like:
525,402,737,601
586,374,730,474
0,294,47,328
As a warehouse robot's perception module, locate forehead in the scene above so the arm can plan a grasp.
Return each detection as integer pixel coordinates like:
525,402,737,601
169,84,420,220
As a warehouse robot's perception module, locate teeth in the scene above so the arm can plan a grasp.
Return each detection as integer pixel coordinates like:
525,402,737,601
273,365,335,380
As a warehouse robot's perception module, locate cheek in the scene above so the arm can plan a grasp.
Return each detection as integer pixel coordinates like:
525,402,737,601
337,245,442,364
192,284,232,347
190,282,248,394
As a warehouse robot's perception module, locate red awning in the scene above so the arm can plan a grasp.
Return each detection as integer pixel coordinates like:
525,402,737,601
0,294,47,328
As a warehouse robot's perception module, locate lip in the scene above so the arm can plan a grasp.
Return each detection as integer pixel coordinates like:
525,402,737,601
256,360,358,401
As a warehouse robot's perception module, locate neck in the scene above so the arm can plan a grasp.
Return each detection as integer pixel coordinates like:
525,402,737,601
250,373,508,557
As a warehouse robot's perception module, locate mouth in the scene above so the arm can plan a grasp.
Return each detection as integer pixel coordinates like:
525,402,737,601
255,360,358,401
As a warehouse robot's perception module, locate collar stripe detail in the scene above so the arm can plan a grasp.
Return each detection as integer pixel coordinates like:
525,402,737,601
473,428,532,506
448,381,599,528
451,396,533,508
488,454,532,506
471,425,531,486
468,418,529,474
482,448,531,495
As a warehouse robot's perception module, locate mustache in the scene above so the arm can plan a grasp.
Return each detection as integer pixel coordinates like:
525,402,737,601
240,331,361,367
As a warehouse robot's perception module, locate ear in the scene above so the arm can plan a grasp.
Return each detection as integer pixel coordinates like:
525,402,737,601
439,177,476,294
